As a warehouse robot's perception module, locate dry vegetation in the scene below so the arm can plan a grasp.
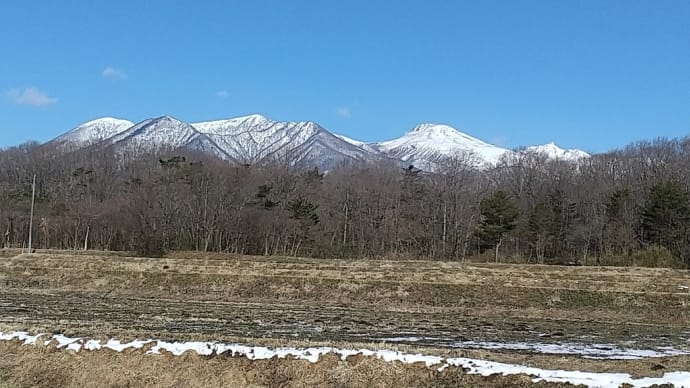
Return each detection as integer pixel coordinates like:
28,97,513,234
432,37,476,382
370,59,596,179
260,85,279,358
5,139,690,269
0,340,579,388
0,251,689,387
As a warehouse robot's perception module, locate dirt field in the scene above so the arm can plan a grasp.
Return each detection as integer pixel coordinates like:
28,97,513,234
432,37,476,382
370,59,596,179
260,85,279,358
0,251,689,387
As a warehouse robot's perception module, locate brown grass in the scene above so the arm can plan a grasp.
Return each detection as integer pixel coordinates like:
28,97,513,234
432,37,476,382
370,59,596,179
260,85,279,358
0,251,688,387
0,340,578,388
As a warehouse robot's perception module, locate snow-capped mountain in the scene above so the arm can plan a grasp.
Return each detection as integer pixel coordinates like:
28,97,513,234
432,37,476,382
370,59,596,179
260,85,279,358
374,123,510,169
50,114,387,170
192,114,382,167
526,142,590,161
333,133,381,154
52,117,133,147
105,116,210,157
49,114,589,170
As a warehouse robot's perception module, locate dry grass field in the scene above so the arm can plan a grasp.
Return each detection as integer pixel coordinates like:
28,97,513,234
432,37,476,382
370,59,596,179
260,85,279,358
0,250,689,387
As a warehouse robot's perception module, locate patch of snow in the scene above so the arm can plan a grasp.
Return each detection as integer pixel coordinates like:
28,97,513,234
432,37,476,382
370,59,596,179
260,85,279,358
442,356,690,387
103,338,152,352
451,340,690,360
0,331,43,345
1,331,689,387
50,334,83,351
83,339,101,351
380,336,425,342
149,340,216,356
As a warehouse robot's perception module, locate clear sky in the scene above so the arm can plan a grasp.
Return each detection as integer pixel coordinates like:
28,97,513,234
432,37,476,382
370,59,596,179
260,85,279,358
1,0,688,152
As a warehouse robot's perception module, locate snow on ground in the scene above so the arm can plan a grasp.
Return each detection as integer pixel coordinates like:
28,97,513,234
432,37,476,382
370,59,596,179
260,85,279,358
454,340,690,360
378,337,690,360
1,331,689,388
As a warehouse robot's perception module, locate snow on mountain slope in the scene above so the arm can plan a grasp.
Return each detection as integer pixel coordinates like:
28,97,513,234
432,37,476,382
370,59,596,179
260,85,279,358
192,114,318,164
106,116,211,154
287,128,390,169
526,142,590,160
333,133,381,153
50,115,590,170
192,115,384,169
376,123,509,168
333,133,366,147
52,117,133,147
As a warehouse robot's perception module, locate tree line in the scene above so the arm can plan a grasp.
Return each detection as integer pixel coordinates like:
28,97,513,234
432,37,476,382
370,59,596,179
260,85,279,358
1,137,690,267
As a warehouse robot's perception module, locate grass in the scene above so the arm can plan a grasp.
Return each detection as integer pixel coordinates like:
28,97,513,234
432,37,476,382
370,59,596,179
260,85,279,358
0,251,688,387
0,340,583,388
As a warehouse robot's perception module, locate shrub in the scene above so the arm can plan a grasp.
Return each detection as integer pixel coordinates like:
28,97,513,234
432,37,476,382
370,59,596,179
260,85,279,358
631,245,685,269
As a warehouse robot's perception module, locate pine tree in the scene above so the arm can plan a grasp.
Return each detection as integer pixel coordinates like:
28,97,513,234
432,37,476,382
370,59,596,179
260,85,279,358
640,181,690,262
288,196,320,225
476,191,519,262
254,184,280,210
603,188,636,257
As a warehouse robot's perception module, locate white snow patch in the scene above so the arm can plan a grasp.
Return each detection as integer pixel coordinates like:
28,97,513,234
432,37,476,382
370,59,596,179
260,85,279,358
1,331,689,388
50,334,83,351
451,340,690,360
442,356,690,388
0,331,44,345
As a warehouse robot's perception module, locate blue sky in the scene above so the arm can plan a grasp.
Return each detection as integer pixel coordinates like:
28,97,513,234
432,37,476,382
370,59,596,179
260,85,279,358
1,0,688,152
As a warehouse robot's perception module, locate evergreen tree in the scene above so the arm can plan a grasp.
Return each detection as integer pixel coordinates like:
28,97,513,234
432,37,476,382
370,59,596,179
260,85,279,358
605,188,631,221
640,181,690,262
603,188,636,257
254,184,280,210
287,196,320,256
288,196,320,225
476,191,519,262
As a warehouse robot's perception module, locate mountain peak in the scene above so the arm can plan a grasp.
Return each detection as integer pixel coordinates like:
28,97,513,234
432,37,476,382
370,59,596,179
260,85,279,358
242,113,269,120
526,142,590,160
105,115,202,154
232,113,270,124
378,123,509,168
409,123,459,135
80,117,131,126
53,117,134,147
300,121,322,131
152,115,186,124
405,124,488,145
49,113,591,171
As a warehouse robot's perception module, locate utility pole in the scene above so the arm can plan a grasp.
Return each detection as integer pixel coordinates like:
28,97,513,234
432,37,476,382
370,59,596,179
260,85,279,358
28,174,36,253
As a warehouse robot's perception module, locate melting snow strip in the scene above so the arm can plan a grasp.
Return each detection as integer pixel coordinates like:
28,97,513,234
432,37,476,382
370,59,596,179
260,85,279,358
450,340,690,360
1,331,689,388
377,337,690,360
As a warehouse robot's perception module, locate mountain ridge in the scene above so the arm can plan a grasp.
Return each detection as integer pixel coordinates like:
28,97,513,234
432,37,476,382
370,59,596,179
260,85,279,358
49,114,590,170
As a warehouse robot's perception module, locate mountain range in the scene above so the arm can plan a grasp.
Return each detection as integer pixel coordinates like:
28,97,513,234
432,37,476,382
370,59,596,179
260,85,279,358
49,114,590,170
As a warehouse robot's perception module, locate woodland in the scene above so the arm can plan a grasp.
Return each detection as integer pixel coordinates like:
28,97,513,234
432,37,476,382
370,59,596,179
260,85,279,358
1,137,690,268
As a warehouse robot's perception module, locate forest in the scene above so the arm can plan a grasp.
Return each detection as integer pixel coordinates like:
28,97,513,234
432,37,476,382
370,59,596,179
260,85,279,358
1,137,690,268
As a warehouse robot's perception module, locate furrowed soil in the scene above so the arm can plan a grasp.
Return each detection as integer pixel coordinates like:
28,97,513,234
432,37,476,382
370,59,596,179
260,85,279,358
0,251,689,387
